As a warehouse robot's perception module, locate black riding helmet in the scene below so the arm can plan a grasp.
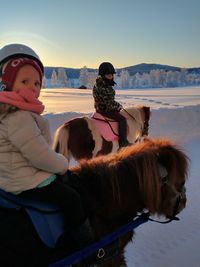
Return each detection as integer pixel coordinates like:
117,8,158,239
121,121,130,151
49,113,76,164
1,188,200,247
98,62,116,76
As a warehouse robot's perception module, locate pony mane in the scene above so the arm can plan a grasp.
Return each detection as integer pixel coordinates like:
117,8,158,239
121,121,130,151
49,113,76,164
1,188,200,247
74,138,189,214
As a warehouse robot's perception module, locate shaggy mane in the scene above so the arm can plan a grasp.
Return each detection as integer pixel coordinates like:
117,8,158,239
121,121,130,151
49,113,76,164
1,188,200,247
72,138,189,214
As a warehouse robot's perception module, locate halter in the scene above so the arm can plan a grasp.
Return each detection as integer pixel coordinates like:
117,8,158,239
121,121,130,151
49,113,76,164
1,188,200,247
147,164,186,224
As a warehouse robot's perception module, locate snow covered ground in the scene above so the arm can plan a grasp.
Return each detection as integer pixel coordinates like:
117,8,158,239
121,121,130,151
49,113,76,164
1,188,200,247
41,86,200,267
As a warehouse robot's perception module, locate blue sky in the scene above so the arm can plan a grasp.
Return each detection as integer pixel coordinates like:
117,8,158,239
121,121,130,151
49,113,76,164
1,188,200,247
1,0,200,68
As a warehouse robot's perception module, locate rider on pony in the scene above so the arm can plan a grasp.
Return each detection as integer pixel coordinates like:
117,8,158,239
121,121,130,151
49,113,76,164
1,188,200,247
93,62,129,147
0,43,102,265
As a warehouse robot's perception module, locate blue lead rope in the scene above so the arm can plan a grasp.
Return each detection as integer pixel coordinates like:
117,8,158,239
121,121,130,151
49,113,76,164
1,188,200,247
49,212,149,267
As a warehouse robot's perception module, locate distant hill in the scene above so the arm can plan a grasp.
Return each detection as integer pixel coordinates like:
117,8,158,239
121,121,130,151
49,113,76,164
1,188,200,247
44,63,200,79
120,63,181,76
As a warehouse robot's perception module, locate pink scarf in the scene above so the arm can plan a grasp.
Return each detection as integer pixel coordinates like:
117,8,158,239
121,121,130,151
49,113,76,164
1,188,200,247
0,88,45,114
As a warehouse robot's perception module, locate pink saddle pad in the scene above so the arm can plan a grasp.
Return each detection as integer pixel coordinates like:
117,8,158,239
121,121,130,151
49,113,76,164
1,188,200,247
91,113,119,141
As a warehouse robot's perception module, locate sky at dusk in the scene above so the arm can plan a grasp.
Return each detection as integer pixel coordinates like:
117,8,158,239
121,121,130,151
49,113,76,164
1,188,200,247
0,0,200,68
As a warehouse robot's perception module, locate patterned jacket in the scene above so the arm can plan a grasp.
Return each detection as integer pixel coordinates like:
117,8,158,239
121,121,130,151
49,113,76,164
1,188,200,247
93,76,122,113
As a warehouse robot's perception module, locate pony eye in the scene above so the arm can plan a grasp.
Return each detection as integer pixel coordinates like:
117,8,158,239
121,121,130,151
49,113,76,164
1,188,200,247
176,181,185,192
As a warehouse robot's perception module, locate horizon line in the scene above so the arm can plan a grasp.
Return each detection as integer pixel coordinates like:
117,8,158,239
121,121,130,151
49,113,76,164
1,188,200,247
44,62,200,70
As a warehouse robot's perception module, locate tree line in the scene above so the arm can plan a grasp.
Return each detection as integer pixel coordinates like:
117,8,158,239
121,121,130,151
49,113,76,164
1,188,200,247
42,66,200,89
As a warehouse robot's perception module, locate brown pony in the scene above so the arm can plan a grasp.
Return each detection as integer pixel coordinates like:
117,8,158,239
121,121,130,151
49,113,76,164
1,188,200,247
53,106,150,162
0,138,189,267
66,138,189,267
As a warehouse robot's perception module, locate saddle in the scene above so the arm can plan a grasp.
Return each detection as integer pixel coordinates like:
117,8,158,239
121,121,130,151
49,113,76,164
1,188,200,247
91,112,124,142
0,189,120,267
0,189,65,248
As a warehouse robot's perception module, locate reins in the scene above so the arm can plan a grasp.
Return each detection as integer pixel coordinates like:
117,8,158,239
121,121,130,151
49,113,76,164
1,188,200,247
49,212,149,267
122,108,149,137
49,209,180,267
122,108,136,121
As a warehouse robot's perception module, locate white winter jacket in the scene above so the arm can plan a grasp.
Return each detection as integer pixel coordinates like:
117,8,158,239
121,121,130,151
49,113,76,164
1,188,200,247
0,110,68,193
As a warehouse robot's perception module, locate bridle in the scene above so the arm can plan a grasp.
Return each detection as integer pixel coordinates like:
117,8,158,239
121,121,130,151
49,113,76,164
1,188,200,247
148,164,186,224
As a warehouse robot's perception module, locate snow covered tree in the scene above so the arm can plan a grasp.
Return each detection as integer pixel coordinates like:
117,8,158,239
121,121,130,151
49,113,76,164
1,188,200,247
132,72,143,88
87,71,97,89
119,69,130,89
165,71,179,87
42,75,46,88
178,68,187,86
57,68,68,87
51,69,57,87
79,66,89,87
149,70,162,87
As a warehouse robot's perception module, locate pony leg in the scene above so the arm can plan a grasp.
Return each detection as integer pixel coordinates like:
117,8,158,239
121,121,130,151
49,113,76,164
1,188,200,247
118,119,130,148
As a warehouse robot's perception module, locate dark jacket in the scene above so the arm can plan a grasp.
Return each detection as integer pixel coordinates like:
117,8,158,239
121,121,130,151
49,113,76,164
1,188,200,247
93,76,122,113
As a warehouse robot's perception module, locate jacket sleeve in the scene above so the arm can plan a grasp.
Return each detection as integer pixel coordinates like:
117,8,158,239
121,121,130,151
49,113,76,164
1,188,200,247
7,112,68,174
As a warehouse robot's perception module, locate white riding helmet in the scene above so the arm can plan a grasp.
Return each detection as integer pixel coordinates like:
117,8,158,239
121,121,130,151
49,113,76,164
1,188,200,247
0,43,44,73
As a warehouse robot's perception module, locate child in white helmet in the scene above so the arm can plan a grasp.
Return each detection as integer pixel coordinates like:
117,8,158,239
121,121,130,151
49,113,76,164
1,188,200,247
0,44,95,257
